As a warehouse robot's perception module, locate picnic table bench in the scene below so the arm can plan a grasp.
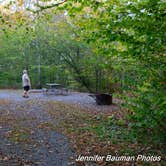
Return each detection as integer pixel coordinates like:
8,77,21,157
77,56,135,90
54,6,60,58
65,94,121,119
43,83,69,95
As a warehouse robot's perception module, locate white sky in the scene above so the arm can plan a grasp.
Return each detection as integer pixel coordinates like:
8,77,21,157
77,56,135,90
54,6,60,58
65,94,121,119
0,0,64,10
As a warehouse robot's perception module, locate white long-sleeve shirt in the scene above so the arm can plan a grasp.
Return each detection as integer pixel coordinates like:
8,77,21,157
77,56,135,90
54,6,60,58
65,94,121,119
22,73,31,87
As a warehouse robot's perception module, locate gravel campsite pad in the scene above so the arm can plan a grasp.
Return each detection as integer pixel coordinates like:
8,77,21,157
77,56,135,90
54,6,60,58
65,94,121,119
0,90,120,113
0,90,120,165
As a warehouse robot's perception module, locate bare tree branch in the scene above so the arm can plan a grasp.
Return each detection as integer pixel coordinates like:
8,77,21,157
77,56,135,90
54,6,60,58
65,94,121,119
38,0,67,9
29,0,67,13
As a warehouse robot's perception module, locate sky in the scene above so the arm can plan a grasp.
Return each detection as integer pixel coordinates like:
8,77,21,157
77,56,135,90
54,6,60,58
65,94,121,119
0,0,64,11
0,0,36,13
0,0,13,4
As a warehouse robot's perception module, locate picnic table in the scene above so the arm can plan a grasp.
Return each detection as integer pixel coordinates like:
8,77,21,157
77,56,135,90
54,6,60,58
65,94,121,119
43,83,69,95
46,83,62,89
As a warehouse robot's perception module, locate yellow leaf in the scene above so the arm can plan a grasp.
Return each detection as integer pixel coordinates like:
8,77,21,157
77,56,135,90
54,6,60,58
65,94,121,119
18,0,23,6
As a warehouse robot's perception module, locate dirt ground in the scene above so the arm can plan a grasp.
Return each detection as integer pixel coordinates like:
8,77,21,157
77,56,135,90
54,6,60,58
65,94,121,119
0,90,121,166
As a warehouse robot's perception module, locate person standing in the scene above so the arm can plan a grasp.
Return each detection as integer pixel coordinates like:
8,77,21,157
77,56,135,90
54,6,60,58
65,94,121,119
22,69,31,98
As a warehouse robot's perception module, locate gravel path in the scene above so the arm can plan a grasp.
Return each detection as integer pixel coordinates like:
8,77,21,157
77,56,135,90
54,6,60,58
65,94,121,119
0,90,78,166
0,90,120,113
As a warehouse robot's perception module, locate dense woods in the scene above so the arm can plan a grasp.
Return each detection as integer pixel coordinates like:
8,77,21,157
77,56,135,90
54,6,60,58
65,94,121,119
0,0,165,153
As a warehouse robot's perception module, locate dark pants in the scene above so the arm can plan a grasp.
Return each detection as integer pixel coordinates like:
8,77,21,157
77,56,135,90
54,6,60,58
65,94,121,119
23,86,30,92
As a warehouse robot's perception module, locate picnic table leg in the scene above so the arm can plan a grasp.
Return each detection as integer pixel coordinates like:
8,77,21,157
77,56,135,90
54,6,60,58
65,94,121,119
42,88,48,95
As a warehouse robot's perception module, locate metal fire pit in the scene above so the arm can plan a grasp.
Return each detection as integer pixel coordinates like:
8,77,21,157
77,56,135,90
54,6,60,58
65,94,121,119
90,93,113,105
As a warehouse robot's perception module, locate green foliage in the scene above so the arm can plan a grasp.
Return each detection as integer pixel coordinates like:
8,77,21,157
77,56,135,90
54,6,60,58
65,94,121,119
0,0,165,145
62,0,166,143
125,83,166,142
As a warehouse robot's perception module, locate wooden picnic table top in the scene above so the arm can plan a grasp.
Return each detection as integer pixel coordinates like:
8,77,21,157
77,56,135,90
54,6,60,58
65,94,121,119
43,83,69,95
46,83,61,86
46,83,62,89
